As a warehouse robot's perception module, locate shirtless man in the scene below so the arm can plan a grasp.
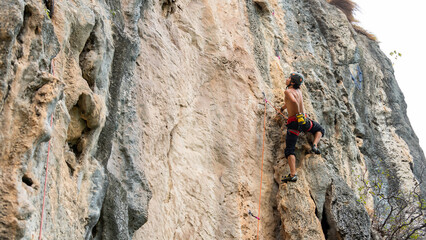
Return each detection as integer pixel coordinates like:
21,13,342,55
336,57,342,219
280,72,325,183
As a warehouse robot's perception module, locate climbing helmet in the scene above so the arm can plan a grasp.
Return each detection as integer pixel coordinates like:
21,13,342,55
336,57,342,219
289,72,304,87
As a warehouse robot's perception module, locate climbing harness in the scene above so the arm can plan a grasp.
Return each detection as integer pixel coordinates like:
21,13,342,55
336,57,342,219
288,129,300,136
38,59,55,240
296,112,306,125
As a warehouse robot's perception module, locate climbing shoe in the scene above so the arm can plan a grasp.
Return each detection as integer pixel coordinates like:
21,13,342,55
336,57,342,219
281,174,298,183
311,144,321,154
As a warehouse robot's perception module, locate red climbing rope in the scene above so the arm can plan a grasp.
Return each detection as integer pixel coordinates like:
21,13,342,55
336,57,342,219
38,59,55,240
252,94,287,238
265,100,286,119
256,98,267,239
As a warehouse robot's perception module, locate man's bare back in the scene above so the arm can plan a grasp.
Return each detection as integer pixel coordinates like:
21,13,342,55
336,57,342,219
285,88,305,117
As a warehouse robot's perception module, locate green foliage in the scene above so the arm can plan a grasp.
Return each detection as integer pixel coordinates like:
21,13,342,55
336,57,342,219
45,8,50,19
390,50,402,59
388,50,402,66
357,165,426,239
410,233,419,239
389,50,402,65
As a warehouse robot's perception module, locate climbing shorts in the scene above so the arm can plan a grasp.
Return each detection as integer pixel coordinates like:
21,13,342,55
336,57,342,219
306,119,325,136
284,116,325,158
285,121,299,158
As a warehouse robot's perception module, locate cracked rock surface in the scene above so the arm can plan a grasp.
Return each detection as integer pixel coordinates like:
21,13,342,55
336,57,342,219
0,0,424,239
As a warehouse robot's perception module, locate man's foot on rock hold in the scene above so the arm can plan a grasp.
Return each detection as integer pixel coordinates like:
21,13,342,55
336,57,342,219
312,144,321,154
282,174,298,183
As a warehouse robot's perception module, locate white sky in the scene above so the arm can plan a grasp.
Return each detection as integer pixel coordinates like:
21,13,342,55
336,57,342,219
353,0,426,154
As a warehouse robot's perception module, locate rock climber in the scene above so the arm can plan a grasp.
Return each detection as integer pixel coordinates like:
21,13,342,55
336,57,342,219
278,72,325,183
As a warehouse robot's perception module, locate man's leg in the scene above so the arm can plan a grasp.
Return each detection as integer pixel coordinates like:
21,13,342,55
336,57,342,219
308,120,325,154
283,129,299,183
287,154,297,176
282,154,298,183
313,131,322,147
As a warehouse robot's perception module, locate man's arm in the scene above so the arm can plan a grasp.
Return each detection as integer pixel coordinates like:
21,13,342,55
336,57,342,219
280,103,287,112
275,102,287,122
274,100,287,122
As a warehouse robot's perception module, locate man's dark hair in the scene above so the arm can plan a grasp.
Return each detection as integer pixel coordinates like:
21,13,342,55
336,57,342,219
289,72,304,89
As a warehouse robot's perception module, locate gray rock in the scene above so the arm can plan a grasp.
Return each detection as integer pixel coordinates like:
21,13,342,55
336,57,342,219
323,178,371,240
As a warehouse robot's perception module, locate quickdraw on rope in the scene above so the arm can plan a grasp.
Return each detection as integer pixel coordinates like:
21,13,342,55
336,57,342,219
249,210,260,220
38,59,55,240
274,37,281,60
275,49,281,60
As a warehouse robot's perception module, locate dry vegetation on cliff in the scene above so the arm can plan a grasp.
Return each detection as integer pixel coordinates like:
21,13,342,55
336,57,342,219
358,168,426,239
327,0,377,41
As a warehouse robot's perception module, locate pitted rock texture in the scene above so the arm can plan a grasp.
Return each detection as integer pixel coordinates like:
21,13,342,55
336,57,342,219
0,0,151,239
0,0,424,239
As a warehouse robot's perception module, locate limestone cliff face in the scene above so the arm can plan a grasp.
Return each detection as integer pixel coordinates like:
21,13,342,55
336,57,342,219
0,0,424,239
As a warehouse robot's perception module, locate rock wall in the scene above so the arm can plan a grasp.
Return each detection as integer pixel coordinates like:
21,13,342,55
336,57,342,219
0,0,151,239
0,0,424,239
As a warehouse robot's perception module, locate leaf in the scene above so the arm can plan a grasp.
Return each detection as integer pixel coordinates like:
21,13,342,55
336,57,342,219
44,8,50,19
